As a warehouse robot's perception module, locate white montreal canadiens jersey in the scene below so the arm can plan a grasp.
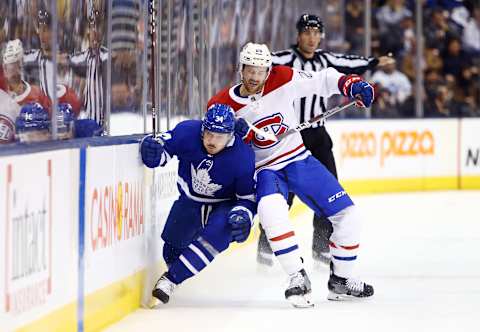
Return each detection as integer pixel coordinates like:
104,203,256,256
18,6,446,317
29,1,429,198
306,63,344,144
208,65,344,172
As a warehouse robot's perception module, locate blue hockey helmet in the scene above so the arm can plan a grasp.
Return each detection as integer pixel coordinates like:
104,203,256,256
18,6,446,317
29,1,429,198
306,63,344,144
203,104,236,134
15,102,50,132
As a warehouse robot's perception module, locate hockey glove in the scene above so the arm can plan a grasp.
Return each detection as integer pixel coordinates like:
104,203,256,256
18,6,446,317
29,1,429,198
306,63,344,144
227,207,252,243
339,75,374,108
235,118,255,144
140,135,164,168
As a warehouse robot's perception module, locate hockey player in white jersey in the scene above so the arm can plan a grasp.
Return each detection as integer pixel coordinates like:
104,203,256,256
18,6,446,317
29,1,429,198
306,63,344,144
208,42,374,307
257,14,394,268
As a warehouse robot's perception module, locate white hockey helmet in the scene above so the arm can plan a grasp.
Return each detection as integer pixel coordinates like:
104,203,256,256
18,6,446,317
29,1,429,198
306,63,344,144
3,39,24,65
239,42,272,68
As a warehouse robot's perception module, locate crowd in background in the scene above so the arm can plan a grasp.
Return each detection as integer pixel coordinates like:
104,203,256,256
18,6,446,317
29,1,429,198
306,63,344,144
341,0,480,118
0,0,479,144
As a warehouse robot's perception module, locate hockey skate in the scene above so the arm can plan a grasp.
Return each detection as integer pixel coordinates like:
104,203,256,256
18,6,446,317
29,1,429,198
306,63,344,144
285,269,314,308
151,273,176,305
327,264,374,301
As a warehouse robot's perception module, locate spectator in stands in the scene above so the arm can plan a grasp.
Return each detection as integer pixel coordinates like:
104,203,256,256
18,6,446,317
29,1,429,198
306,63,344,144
107,0,142,115
424,68,444,99
345,0,365,54
424,83,477,117
371,58,412,107
376,0,412,30
442,37,473,90
462,6,480,54
325,13,350,53
424,7,461,53
371,87,401,118
376,0,411,56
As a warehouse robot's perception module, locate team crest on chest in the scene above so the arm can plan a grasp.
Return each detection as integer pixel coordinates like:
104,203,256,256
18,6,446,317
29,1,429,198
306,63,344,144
191,159,222,197
252,113,289,149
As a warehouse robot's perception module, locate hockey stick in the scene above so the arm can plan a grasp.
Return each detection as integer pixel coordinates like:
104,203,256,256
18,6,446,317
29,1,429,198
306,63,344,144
242,100,357,143
242,118,277,142
276,100,357,141
149,0,157,137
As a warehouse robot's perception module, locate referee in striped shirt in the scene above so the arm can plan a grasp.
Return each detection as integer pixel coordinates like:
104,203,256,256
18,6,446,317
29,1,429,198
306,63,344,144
69,10,108,127
23,10,56,99
256,13,393,267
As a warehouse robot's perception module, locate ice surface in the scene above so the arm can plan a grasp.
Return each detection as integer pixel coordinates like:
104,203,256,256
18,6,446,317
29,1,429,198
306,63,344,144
104,191,480,332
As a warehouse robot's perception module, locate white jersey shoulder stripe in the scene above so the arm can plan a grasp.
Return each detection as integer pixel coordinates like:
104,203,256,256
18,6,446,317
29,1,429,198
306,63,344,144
255,143,309,170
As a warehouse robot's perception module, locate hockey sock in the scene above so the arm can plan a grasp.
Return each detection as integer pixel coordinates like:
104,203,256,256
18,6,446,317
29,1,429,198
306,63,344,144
258,194,303,275
328,205,362,278
167,237,217,284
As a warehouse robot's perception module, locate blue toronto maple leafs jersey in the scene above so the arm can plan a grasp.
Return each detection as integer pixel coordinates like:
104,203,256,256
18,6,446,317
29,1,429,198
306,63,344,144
158,120,256,214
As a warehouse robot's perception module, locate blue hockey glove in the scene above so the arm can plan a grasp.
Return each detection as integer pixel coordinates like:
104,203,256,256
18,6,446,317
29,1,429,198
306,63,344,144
234,118,251,140
140,135,164,168
74,119,103,138
339,75,374,108
227,207,252,243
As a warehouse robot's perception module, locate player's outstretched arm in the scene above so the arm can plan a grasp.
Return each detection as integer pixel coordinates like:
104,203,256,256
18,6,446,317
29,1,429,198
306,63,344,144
291,66,344,100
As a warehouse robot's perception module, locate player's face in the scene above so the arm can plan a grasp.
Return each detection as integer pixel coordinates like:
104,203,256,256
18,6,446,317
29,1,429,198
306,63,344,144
3,62,22,82
202,130,231,155
241,65,269,94
297,28,321,55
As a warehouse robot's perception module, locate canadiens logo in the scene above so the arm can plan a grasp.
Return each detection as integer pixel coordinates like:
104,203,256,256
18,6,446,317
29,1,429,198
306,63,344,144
252,113,289,149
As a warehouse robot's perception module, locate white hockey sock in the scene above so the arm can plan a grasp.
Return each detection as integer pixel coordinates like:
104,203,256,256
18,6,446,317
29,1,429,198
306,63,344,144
328,205,362,278
258,194,303,275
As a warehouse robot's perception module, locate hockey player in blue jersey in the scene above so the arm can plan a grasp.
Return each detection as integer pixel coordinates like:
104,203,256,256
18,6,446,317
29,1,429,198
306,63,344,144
140,103,256,305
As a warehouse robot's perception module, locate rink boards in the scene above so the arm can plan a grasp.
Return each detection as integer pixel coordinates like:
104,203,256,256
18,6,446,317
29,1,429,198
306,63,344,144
0,118,479,332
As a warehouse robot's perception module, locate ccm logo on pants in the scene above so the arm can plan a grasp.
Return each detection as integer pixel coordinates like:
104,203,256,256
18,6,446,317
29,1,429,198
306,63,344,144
328,190,346,203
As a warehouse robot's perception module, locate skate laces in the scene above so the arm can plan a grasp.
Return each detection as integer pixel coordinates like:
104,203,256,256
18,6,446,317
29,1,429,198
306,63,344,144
345,278,364,293
288,271,305,289
156,276,176,295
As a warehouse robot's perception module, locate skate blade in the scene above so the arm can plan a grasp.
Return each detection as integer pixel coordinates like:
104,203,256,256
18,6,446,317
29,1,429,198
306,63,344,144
287,294,314,308
327,291,371,301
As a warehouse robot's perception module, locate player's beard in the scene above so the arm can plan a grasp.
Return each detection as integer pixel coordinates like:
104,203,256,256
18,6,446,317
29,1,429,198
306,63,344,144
243,80,264,95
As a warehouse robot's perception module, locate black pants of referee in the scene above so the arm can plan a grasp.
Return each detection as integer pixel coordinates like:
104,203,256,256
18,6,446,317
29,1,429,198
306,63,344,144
257,125,336,265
